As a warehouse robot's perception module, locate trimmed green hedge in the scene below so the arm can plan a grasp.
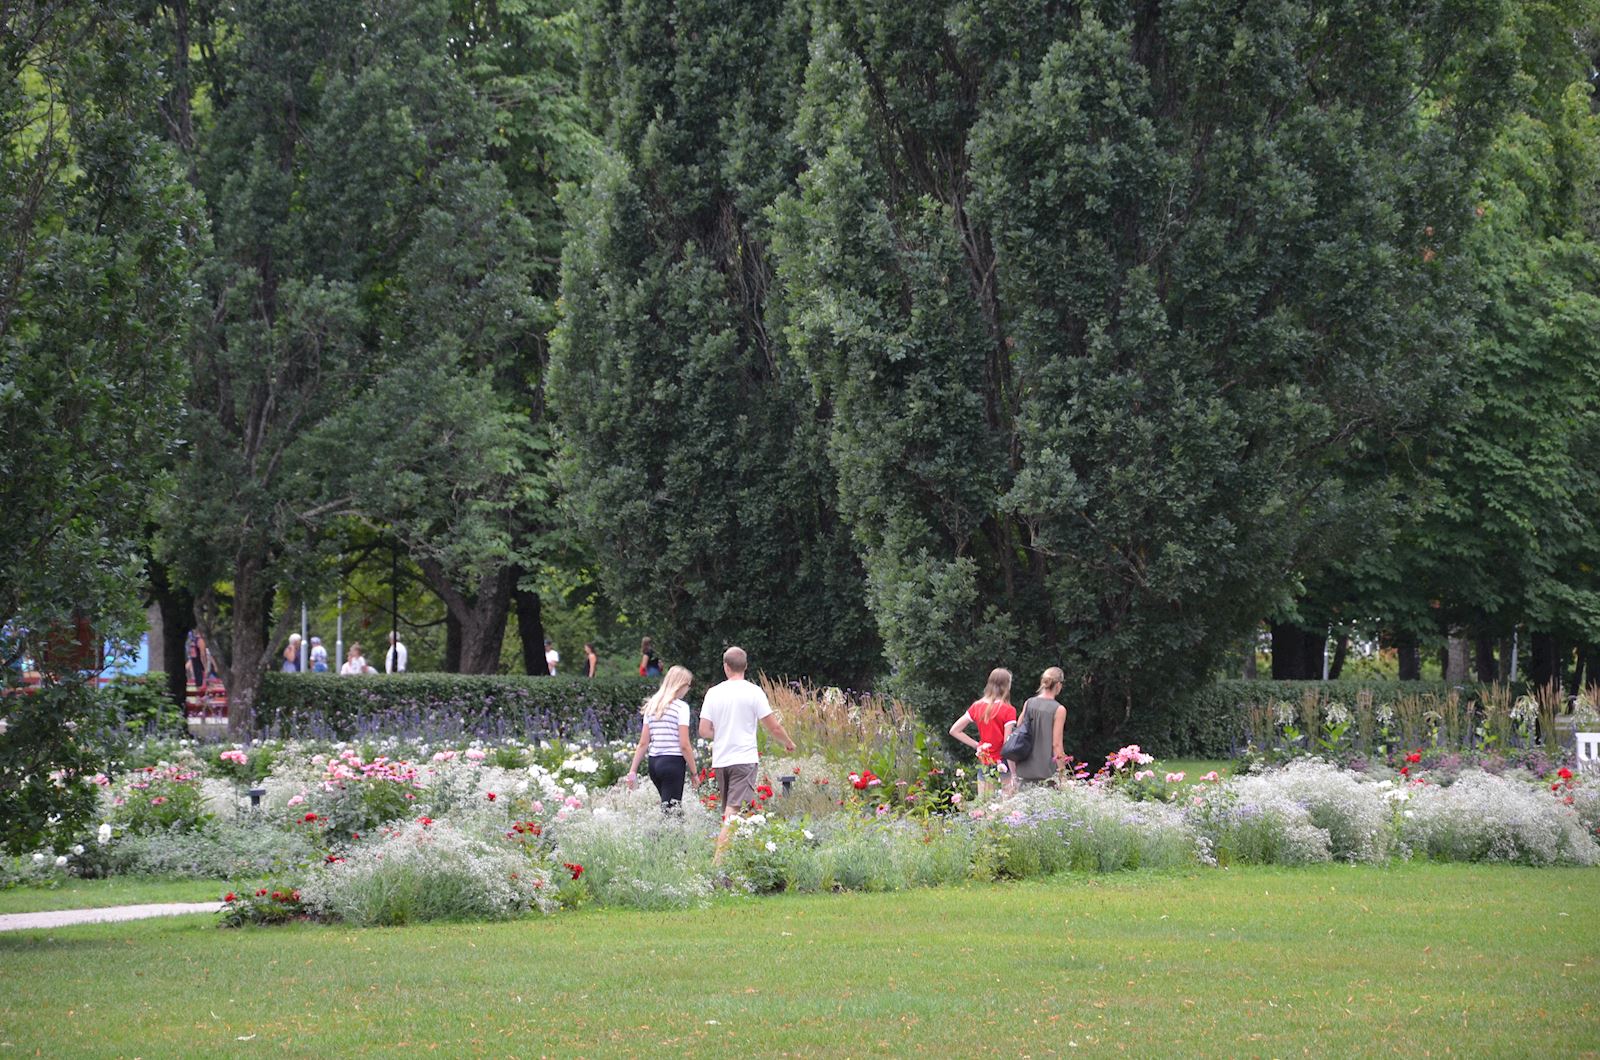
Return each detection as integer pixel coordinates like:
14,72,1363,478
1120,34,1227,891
256,673,660,742
1124,680,1482,758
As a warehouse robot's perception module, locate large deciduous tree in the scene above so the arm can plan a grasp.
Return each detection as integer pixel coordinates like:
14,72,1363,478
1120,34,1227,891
1,0,199,850
550,0,879,683
158,0,549,728
774,0,1524,745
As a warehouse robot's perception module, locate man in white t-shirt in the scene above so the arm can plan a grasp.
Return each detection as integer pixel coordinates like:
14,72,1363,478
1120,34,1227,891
385,632,407,674
698,646,795,830
544,639,559,675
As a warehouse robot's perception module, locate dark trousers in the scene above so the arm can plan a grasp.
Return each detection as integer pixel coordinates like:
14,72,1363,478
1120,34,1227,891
647,754,687,808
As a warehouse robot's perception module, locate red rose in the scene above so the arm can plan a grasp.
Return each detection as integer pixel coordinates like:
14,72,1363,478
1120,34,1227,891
1400,766,1409,776
1553,783,1562,791
271,891,284,901
256,889,267,897
418,816,433,826
290,890,300,902
563,862,583,880
1557,768,1573,780
303,812,318,822
1406,752,1422,764
351,832,360,840
487,792,497,801
224,892,237,903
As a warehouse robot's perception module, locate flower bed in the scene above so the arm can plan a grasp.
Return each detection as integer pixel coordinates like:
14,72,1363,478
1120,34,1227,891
7,682,1595,924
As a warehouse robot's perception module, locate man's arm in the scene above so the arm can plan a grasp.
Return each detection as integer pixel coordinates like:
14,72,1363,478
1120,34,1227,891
760,714,796,753
698,715,715,741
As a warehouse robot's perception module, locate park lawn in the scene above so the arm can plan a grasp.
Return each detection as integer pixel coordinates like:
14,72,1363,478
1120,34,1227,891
1151,758,1233,780
0,876,222,914
0,863,1596,1057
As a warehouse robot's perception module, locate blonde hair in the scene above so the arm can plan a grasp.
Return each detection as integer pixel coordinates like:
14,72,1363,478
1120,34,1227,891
975,668,1013,724
643,665,693,720
1037,666,1064,696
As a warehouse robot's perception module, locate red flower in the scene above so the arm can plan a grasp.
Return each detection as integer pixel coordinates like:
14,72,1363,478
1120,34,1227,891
255,889,268,897
325,854,345,864
271,891,284,901
1405,752,1422,764
302,812,318,823
1400,766,1409,776
351,832,360,840
223,892,237,903
563,862,583,880
418,816,434,826
290,890,301,902
486,792,497,801
1557,768,1573,780
1553,782,1562,791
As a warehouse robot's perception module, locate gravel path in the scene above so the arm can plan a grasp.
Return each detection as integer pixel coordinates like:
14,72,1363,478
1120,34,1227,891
0,902,223,932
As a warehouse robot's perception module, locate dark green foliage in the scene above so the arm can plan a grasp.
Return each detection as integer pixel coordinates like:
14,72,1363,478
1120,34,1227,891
550,0,879,685
255,673,658,740
1,1,199,853
773,0,1531,746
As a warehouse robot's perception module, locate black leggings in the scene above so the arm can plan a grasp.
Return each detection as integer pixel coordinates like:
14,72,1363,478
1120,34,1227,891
647,754,687,808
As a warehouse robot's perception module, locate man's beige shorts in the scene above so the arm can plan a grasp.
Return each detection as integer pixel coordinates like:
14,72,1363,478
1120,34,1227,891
717,762,759,815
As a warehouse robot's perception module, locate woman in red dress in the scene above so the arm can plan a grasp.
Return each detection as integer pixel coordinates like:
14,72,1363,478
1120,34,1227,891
948,668,1016,796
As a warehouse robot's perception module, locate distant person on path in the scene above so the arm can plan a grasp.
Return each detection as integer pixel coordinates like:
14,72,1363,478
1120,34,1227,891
948,667,1016,796
309,636,329,673
1011,666,1068,786
624,665,698,809
639,636,661,677
385,632,407,674
544,638,559,675
699,646,795,860
340,643,375,675
282,633,302,672
186,631,209,689
583,643,598,678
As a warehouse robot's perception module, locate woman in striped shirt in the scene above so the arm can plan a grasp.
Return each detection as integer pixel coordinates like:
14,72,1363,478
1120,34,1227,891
624,665,698,809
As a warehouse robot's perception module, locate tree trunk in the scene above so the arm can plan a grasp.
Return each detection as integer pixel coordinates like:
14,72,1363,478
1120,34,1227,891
206,556,287,737
444,611,462,673
148,559,194,709
1443,632,1470,685
1528,631,1561,691
513,573,549,676
1271,622,1323,679
1396,631,1421,681
1474,632,1498,683
419,559,513,675
1327,634,1350,680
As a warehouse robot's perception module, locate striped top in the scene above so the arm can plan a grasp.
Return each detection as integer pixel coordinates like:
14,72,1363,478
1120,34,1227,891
645,699,692,757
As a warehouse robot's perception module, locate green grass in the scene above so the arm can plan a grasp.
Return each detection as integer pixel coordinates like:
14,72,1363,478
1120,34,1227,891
1152,757,1233,779
0,877,223,914
1,864,1596,1055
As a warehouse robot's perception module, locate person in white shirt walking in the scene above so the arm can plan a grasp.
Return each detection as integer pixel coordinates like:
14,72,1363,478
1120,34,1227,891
385,632,407,674
544,638,559,676
698,646,794,860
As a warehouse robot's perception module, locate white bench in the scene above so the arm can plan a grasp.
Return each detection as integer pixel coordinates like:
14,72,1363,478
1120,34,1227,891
1578,732,1600,776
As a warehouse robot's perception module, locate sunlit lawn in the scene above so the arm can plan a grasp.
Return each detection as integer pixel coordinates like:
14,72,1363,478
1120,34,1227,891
0,877,221,915
1,863,1595,1056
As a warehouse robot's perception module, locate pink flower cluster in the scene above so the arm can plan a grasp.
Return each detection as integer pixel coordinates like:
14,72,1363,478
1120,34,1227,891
219,749,249,766
1106,745,1155,771
321,748,420,791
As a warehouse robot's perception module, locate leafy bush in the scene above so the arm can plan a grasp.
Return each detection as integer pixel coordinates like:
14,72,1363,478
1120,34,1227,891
0,679,107,853
255,673,658,741
1233,761,1392,862
978,786,1198,876
1183,782,1334,866
220,883,306,927
299,820,553,925
1398,771,1599,866
108,763,210,835
98,674,185,739
107,820,313,879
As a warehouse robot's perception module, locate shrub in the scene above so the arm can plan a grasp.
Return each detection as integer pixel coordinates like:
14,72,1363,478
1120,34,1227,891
979,786,1198,876
1236,760,1392,862
550,791,716,908
108,763,210,835
1183,782,1333,866
298,819,552,925
1398,771,1599,867
220,883,306,927
108,820,313,879
255,673,658,742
